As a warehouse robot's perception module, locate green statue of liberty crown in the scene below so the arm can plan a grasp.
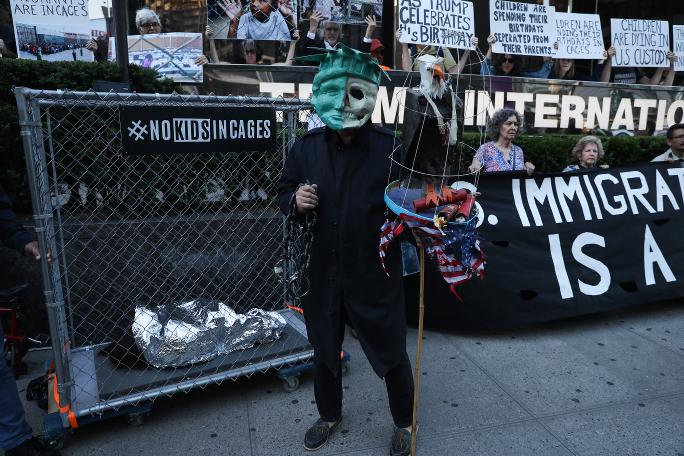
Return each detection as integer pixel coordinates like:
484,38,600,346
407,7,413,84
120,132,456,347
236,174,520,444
295,43,383,89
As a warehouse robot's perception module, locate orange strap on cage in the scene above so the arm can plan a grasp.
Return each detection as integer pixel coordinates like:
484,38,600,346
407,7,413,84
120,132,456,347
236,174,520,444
50,372,79,429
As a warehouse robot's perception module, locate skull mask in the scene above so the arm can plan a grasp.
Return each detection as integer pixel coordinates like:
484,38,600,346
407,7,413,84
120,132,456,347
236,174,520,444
305,44,382,131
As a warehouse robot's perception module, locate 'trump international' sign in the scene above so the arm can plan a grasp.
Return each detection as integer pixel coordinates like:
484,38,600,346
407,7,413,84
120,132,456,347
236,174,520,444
120,106,277,155
419,162,684,326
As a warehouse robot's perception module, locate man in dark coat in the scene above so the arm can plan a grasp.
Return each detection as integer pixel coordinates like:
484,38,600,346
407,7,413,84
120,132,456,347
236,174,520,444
279,45,414,456
0,183,59,456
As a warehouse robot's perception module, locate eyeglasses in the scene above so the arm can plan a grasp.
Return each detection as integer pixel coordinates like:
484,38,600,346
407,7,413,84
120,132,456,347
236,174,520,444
140,22,160,29
671,134,684,140
325,27,339,31
244,49,256,55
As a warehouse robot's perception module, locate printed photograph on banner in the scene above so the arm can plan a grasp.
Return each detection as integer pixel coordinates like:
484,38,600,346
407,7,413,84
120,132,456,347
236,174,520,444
673,25,684,73
398,0,474,49
299,0,382,24
9,0,95,61
610,18,670,68
489,0,556,57
554,12,604,60
125,33,204,83
206,39,300,64
207,0,297,40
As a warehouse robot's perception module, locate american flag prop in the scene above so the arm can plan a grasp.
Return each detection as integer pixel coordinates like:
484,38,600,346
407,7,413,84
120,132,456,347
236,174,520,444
379,214,486,298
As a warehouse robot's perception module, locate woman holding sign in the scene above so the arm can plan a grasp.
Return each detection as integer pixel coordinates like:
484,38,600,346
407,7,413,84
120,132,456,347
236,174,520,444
468,108,535,175
480,35,551,78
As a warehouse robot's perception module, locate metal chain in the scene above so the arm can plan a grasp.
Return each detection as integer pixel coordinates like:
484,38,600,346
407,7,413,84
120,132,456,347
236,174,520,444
279,184,317,306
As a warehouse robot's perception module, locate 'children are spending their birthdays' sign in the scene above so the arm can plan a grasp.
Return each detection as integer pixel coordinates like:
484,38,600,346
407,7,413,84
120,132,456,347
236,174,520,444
554,12,604,60
610,19,670,68
489,0,557,57
398,0,475,49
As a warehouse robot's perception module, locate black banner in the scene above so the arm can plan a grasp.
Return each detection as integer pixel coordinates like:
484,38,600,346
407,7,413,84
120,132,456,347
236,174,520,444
410,162,684,328
120,105,277,155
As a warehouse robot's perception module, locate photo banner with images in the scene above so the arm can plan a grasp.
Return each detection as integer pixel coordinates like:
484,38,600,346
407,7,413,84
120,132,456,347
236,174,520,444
9,0,94,61
673,25,684,73
120,105,277,155
554,12,604,60
299,0,382,23
610,18,670,68
207,0,297,40
489,0,556,57
415,163,684,327
398,0,475,49
124,33,204,84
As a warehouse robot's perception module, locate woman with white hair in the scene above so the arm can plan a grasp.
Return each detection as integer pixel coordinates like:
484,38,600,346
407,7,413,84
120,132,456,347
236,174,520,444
563,136,608,172
87,8,209,65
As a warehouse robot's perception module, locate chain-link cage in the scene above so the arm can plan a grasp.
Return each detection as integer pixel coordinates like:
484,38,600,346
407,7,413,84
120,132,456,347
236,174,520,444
14,88,316,429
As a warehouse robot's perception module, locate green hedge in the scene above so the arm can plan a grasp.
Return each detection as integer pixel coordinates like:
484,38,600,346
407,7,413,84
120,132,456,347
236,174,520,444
0,58,175,213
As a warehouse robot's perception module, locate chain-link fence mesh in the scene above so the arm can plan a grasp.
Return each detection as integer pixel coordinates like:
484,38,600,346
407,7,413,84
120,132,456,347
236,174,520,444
15,88,315,419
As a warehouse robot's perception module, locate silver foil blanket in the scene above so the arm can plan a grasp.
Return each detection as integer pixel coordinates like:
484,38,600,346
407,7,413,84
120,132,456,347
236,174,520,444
132,299,287,368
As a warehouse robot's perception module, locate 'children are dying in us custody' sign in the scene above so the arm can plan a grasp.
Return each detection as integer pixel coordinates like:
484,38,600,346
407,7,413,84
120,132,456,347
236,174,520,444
554,12,604,60
489,0,556,57
398,0,475,49
673,25,684,73
610,19,670,68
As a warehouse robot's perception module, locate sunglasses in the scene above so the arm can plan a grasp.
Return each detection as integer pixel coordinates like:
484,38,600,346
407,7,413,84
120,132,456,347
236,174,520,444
245,49,256,55
502,57,514,63
140,22,160,28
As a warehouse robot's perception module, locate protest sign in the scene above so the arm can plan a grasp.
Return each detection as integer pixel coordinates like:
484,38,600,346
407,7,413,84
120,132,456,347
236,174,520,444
10,0,94,61
610,18,670,68
398,0,475,49
554,12,604,60
207,0,296,40
489,0,556,57
673,25,684,72
125,33,204,84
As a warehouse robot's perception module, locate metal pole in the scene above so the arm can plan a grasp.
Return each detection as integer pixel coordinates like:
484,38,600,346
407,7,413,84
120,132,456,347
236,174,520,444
409,249,426,456
568,0,573,12
113,0,130,84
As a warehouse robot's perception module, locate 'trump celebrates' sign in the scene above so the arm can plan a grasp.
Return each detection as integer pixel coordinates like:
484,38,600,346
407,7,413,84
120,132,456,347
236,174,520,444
610,19,670,68
489,0,556,57
674,25,684,73
120,106,277,155
554,12,604,60
398,0,475,49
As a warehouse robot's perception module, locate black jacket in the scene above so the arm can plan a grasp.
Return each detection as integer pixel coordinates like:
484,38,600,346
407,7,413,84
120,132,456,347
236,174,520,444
278,124,405,377
0,183,33,253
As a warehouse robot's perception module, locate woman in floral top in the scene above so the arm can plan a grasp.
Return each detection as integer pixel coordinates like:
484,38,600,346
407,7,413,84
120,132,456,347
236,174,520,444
468,108,535,175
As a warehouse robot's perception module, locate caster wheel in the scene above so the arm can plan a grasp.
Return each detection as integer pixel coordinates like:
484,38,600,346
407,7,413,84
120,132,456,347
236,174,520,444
128,413,147,426
282,375,300,392
45,437,65,450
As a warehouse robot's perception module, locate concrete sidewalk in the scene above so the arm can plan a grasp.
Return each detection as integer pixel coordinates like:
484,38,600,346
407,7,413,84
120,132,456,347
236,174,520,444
12,300,684,456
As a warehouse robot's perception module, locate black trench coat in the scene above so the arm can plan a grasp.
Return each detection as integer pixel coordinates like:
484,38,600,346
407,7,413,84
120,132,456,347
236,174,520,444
278,124,405,378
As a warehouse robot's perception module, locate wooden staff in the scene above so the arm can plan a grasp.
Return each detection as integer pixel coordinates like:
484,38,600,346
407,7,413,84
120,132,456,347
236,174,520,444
410,249,426,456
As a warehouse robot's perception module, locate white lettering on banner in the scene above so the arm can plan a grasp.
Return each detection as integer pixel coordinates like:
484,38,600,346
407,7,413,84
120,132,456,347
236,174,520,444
572,232,611,296
610,18,670,68
548,234,573,299
643,225,676,286
489,0,557,57
146,118,270,143
514,169,684,228
259,83,684,132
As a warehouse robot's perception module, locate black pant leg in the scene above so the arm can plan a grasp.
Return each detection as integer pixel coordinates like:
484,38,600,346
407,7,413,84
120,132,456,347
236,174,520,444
313,303,347,422
384,353,414,428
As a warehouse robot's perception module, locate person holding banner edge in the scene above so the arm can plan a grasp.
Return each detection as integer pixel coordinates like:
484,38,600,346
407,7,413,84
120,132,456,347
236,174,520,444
468,108,535,175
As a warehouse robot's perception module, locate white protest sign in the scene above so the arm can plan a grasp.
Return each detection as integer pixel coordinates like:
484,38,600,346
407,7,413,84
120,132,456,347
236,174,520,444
489,0,557,57
610,19,670,68
398,0,475,49
554,12,604,59
673,25,684,72
9,0,94,61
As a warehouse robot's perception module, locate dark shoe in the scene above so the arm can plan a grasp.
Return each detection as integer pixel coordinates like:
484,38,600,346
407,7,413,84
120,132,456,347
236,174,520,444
6,437,61,456
304,417,341,451
389,427,411,456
